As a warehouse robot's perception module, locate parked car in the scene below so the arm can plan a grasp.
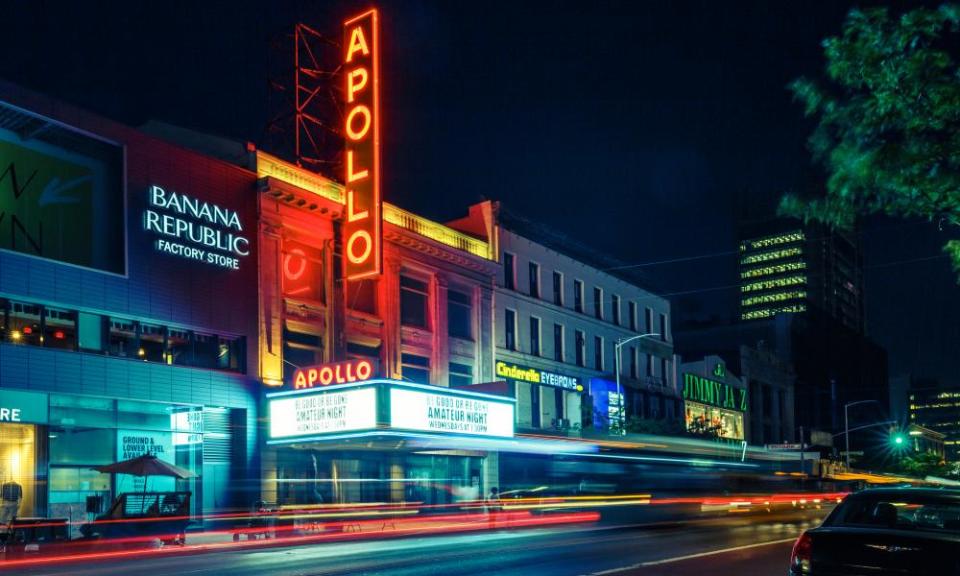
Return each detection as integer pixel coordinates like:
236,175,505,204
789,487,960,575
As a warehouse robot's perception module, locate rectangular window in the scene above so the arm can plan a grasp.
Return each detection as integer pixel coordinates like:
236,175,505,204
529,262,540,298
347,279,376,314
449,362,473,388
629,302,637,332
659,313,668,341
646,353,653,377
448,289,472,339
611,295,620,326
77,312,104,352
594,287,603,320
167,328,191,366
555,388,565,421
218,335,244,371
530,316,541,357
139,322,166,363
108,318,137,357
505,309,517,351
530,383,541,428
43,306,76,351
503,252,516,290
283,324,323,382
193,331,221,369
575,330,585,367
661,358,669,386
630,346,637,378
553,323,564,362
401,353,431,384
553,271,563,306
645,307,653,333
594,335,603,371
400,275,429,329
6,300,42,346
574,280,584,313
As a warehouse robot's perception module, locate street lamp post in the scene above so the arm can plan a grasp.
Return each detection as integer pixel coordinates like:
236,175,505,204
614,333,661,433
843,399,882,469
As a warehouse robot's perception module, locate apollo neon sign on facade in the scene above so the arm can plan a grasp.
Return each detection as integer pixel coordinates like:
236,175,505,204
343,9,382,280
293,359,374,389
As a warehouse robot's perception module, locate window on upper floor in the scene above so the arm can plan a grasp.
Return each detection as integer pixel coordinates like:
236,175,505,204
530,316,541,356
659,313,668,341
448,289,472,340
594,287,603,320
646,353,653,377
629,301,637,332
553,271,563,306
347,279,377,314
529,262,540,298
611,295,620,326
594,335,603,371
449,361,473,388
575,330,585,367
400,275,429,329
505,309,517,351
503,252,516,290
283,323,323,382
402,353,431,384
574,280,584,313
553,323,564,362
630,346,638,378
645,307,653,334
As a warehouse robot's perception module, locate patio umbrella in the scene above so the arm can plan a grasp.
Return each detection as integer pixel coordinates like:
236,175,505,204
93,454,196,479
93,454,197,513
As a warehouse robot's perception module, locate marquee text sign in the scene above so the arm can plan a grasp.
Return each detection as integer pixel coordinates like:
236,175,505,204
682,373,748,412
495,361,583,392
269,387,377,438
390,387,514,438
342,9,382,280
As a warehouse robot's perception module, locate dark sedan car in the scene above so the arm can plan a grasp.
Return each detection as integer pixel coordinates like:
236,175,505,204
789,488,960,575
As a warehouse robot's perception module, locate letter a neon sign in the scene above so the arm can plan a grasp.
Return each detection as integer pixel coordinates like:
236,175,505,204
343,9,382,280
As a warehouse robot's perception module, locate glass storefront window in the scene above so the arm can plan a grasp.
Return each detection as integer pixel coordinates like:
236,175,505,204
0,423,37,517
50,395,115,428
49,428,115,465
118,399,175,431
684,401,744,440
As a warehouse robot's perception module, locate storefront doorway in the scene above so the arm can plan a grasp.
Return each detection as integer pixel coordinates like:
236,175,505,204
0,423,37,519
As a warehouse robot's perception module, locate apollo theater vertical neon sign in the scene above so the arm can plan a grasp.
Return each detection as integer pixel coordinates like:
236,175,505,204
343,9,382,280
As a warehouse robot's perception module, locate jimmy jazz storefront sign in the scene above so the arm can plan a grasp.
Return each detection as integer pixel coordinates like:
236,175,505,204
682,373,748,412
143,185,250,270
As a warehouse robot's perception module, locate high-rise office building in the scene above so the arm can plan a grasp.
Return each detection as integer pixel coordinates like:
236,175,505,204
739,220,864,333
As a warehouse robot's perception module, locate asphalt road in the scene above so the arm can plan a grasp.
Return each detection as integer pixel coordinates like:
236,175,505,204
7,510,824,576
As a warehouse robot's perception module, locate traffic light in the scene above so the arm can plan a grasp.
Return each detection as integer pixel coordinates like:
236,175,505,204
891,432,907,447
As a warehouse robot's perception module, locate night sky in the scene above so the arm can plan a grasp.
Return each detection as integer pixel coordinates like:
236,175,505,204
1,0,957,384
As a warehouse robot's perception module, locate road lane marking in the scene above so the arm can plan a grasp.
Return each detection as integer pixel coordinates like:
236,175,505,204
580,537,797,575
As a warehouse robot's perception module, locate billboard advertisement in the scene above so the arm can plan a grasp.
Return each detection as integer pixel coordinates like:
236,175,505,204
0,116,124,274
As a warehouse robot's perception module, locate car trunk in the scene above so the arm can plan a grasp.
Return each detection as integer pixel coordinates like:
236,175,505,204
809,527,960,575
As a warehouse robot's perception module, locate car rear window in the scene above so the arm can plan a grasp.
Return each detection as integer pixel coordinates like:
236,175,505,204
828,495,960,533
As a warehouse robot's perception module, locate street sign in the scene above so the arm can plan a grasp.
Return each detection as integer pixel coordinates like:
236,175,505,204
765,443,803,451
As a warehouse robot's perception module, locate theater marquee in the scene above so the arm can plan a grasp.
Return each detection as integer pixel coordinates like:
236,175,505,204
342,9,382,281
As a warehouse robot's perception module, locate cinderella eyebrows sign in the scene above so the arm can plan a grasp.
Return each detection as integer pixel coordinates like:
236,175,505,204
342,9,382,281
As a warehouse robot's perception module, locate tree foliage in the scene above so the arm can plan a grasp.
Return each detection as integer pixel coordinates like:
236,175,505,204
782,4,960,278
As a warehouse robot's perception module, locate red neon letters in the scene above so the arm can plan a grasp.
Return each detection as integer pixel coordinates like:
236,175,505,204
343,9,381,281
293,359,374,389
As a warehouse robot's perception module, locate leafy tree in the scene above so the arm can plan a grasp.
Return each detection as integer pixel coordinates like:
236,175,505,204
895,450,954,478
782,4,960,277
